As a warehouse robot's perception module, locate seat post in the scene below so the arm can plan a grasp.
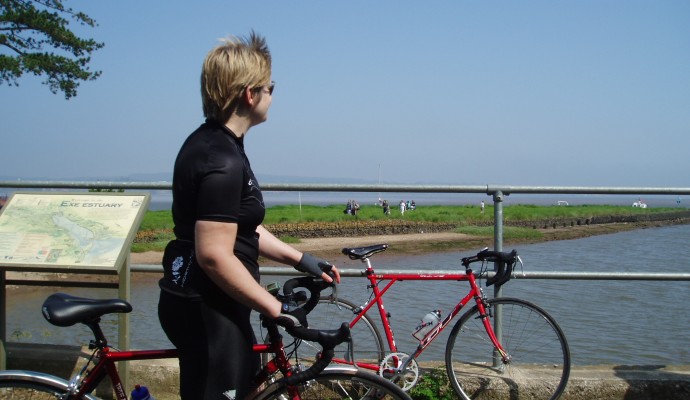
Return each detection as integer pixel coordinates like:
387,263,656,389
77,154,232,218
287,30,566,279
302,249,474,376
84,318,108,348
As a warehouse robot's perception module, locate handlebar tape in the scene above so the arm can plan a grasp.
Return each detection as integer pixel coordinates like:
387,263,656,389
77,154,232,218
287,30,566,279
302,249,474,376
282,276,332,313
462,249,518,288
282,349,334,386
281,323,350,386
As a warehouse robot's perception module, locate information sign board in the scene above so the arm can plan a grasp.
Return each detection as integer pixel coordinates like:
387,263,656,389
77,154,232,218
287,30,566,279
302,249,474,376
0,192,150,273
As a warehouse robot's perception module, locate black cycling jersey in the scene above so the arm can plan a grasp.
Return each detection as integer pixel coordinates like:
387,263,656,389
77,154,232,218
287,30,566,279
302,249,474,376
160,120,266,296
158,120,266,398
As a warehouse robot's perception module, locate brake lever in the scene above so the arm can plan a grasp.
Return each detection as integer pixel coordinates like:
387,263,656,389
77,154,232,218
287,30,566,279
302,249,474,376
516,255,525,277
320,274,341,310
330,276,339,303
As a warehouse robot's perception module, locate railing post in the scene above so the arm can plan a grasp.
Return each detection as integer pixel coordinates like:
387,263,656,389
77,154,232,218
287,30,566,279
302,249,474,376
0,270,5,370
491,190,505,367
492,190,504,255
492,189,506,299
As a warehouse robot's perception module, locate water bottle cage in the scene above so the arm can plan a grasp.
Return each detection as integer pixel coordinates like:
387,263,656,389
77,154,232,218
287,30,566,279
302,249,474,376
415,321,430,330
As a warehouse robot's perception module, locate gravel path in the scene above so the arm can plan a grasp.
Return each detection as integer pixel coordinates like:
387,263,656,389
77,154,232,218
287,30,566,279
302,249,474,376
130,232,471,265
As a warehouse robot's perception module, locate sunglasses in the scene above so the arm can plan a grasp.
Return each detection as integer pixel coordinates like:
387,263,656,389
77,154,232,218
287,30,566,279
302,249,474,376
253,81,275,95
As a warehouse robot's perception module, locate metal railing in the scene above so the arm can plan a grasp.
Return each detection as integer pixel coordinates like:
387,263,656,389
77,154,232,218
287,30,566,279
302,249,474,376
3,179,689,260
4,180,688,282
2,180,689,373
3,180,690,263
131,265,690,281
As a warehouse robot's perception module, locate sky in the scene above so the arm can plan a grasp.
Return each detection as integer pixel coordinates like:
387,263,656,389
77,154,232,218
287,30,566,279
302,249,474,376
2,1,689,188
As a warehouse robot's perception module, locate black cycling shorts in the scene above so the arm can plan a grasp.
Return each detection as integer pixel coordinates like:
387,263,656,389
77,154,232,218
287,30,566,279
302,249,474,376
158,289,260,400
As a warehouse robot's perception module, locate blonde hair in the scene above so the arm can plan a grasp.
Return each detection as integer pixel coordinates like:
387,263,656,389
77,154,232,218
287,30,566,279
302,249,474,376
201,31,272,123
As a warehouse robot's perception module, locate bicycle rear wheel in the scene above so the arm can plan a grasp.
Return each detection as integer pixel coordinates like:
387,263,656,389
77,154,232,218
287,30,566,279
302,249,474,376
253,368,412,400
0,371,78,400
295,297,385,368
445,298,570,400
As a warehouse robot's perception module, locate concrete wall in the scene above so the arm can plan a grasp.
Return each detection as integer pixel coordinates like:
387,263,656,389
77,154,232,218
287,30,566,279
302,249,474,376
5,343,690,399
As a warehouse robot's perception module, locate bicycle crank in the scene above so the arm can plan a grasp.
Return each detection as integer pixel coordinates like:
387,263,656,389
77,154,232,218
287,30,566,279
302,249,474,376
378,352,419,391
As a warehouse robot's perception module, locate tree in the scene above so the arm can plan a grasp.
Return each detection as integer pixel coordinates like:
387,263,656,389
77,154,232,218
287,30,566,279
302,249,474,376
0,0,103,99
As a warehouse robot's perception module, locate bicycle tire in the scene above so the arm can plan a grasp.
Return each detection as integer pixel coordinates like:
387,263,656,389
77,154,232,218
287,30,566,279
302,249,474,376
252,368,413,400
294,297,385,367
0,369,99,400
445,298,570,400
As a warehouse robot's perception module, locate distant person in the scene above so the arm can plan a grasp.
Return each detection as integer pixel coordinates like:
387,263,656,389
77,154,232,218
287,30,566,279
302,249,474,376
480,200,485,214
382,200,390,215
399,200,406,215
410,200,416,211
158,32,340,400
352,200,360,216
344,200,352,214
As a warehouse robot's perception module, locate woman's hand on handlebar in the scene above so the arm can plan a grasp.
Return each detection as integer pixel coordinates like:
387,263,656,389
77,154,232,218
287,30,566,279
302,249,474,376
270,267,339,330
274,302,308,329
296,252,341,284
321,263,341,284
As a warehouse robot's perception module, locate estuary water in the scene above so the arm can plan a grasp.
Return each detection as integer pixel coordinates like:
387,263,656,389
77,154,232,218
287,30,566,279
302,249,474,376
5,224,690,367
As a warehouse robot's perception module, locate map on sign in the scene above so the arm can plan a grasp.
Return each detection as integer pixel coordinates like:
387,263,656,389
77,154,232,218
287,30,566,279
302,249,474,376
0,192,150,272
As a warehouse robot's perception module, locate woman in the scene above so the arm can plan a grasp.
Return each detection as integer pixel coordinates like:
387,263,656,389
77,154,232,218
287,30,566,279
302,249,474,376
158,31,340,400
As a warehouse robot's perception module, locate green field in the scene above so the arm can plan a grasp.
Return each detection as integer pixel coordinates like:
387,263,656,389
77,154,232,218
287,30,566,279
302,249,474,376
132,204,682,252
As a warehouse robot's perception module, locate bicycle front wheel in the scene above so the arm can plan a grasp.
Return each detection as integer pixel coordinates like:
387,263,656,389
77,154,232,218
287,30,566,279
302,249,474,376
253,369,412,400
445,298,570,400
0,370,79,400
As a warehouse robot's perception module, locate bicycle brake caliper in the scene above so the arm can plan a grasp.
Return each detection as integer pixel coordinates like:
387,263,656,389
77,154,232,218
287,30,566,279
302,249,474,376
484,299,493,318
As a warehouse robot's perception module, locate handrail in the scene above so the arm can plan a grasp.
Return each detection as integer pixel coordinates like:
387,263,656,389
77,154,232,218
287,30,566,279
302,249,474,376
2,180,688,278
5,266,689,288
2,180,688,373
3,180,690,195
2,181,689,284
3,180,688,278
127,265,690,281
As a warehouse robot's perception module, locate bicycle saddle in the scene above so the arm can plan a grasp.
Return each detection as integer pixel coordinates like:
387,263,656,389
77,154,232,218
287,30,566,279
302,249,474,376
41,293,133,327
341,244,389,260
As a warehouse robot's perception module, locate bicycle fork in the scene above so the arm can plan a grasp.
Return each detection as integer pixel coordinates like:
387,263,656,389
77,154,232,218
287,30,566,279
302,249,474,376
476,298,511,367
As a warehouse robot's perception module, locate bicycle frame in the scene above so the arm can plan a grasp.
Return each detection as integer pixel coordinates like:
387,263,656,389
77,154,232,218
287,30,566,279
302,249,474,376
6,284,395,400
252,323,308,399
60,330,297,399
74,348,178,399
333,257,507,372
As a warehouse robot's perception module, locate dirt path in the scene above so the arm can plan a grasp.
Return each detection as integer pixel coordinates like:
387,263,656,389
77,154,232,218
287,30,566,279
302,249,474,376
130,231,473,264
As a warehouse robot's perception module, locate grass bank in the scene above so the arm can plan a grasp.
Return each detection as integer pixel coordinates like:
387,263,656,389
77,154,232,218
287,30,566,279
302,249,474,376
132,204,687,253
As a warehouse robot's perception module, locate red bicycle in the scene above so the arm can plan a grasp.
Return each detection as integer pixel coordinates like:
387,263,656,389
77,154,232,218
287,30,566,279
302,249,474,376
0,275,412,400
299,245,571,400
